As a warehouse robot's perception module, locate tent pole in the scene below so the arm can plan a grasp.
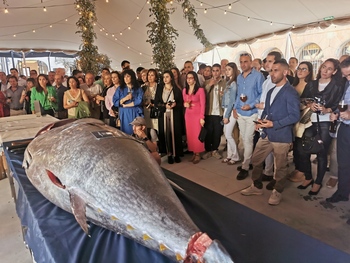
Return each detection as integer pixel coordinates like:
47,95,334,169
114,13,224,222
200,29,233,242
11,51,15,68
48,52,52,71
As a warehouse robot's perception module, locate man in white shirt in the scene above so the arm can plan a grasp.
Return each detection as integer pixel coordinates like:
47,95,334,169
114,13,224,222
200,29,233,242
81,72,103,119
7,68,26,88
255,51,282,188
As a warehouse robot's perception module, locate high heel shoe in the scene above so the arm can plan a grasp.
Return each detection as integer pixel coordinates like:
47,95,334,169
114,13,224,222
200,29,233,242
297,179,314,189
308,184,322,195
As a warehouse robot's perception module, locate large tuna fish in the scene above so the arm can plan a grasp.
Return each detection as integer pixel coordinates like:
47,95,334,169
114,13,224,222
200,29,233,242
23,118,233,263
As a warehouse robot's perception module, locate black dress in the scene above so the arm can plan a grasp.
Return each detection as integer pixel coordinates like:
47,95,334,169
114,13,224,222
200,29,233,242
154,85,184,156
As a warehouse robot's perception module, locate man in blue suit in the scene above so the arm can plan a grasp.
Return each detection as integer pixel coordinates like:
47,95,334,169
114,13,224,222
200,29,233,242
241,60,300,205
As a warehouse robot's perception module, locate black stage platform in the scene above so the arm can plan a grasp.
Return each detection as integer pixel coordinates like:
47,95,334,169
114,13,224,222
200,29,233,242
4,140,350,263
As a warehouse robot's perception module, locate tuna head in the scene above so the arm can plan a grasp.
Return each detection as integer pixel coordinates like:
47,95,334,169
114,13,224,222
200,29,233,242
23,118,234,262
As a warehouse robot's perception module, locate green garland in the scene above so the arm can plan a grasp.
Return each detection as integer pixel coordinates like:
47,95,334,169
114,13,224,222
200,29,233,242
75,0,111,75
179,0,212,49
147,0,178,72
147,0,211,71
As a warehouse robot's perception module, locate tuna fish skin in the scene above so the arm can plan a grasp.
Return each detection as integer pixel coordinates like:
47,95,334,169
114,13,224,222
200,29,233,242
23,118,233,262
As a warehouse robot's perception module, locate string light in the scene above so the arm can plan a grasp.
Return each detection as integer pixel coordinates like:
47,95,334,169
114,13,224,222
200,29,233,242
137,15,139,19
120,32,123,35
106,0,109,2
228,4,232,9
128,26,131,30
200,2,203,6
184,7,188,12
204,8,207,14
13,34,16,37
270,21,273,26
50,25,53,28
292,24,295,28
224,10,227,15
43,7,47,12
76,4,80,8
4,8,9,13
32,30,36,33
247,17,250,21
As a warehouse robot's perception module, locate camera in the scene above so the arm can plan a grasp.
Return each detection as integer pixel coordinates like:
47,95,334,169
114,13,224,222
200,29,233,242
167,100,175,106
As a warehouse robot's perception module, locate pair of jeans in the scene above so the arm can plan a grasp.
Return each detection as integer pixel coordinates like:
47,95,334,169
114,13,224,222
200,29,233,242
297,122,332,185
237,113,258,170
223,109,239,161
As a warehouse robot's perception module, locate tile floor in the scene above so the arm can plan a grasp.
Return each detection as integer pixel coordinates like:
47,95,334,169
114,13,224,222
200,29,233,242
1,142,350,262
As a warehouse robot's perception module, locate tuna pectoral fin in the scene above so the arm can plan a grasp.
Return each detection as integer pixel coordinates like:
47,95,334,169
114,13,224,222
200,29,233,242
69,191,89,235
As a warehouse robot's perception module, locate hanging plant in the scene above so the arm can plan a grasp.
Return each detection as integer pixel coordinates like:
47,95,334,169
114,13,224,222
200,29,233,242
179,0,212,50
147,0,212,71
74,0,111,74
147,0,178,72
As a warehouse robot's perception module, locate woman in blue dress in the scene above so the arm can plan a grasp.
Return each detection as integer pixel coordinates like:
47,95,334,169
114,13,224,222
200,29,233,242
113,69,144,135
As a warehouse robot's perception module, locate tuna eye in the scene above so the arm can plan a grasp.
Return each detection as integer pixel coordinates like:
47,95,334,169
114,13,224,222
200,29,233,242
46,170,66,189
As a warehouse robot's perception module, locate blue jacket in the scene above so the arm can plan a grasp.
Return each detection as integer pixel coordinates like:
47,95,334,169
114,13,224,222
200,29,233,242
262,82,300,143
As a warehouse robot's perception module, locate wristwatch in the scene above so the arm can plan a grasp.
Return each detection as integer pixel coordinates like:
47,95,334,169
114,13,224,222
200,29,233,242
142,137,149,141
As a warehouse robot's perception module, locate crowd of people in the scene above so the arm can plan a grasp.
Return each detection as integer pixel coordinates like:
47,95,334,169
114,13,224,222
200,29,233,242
1,53,350,206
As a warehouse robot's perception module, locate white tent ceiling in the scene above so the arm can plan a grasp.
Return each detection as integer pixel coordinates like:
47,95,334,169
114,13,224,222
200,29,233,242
0,0,349,71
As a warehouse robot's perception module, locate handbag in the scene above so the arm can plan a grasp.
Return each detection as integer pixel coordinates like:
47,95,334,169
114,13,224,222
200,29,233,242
75,101,91,119
301,113,324,154
153,88,173,118
150,106,161,119
198,127,207,143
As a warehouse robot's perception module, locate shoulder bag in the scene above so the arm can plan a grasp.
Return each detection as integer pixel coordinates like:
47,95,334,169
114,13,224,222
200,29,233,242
301,112,324,154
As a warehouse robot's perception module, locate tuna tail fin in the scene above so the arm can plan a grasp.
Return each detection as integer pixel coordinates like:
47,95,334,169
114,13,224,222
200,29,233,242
69,190,90,235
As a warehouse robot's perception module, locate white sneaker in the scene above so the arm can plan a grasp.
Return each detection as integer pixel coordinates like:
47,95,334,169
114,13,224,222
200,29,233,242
241,183,263,196
268,189,282,205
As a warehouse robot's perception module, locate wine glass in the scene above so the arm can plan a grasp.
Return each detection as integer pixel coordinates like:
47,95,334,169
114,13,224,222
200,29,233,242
338,100,348,112
240,93,247,102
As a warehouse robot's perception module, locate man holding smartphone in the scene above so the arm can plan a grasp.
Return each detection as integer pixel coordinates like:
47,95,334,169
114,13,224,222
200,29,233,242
241,60,300,205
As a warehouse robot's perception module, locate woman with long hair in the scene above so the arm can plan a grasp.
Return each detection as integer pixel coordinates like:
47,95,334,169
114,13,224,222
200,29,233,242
297,58,343,195
171,67,183,90
23,78,35,114
113,69,144,135
63,76,89,118
222,62,240,165
183,71,206,164
155,70,184,164
31,74,58,116
143,69,159,130
105,71,121,128
289,61,314,182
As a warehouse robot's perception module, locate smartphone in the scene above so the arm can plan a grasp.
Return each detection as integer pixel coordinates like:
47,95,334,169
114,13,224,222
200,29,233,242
253,120,262,124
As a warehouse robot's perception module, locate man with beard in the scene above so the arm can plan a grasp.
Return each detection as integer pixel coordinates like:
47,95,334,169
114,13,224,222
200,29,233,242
240,60,300,205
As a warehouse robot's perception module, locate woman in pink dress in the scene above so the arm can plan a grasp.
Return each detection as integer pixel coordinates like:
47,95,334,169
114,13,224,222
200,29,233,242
183,71,206,164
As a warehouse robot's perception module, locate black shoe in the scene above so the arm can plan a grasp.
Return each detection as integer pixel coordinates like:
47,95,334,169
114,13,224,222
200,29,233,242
237,164,253,171
326,194,349,203
261,174,273,182
266,179,276,190
236,169,249,180
308,184,322,196
168,156,174,164
174,156,181,163
297,179,314,190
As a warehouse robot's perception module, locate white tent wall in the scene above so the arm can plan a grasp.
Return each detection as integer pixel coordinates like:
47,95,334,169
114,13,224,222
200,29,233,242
1,0,350,72
194,24,350,73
